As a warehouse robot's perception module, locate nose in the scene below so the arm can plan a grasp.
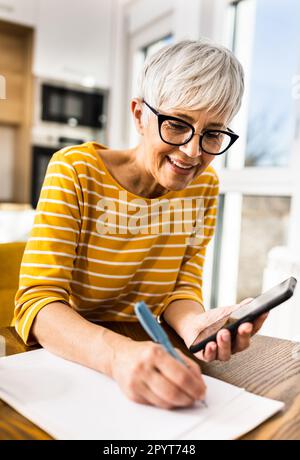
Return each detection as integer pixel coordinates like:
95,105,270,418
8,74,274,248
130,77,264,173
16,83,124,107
179,133,202,158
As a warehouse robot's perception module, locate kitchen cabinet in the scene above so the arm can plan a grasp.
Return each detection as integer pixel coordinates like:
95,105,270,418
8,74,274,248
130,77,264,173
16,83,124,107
34,0,114,88
0,20,34,203
0,0,37,27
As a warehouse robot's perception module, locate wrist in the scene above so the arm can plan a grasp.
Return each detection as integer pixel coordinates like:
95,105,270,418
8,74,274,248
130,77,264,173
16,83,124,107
91,326,133,378
163,299,204,339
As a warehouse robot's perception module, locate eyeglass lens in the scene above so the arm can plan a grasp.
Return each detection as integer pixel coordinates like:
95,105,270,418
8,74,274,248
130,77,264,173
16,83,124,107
160,119,232,154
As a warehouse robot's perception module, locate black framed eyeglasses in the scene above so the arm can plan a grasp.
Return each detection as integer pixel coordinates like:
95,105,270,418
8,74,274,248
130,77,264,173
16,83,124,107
143,99,239,155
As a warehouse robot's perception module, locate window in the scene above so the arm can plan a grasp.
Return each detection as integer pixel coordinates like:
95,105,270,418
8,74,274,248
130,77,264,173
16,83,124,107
209,0,298,310
142,35,173,59
237,195,291,301
244,0,300,167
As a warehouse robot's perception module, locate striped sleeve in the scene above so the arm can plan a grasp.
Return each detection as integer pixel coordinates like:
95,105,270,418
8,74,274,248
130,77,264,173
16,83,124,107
14,151,82,345
159,173,219,317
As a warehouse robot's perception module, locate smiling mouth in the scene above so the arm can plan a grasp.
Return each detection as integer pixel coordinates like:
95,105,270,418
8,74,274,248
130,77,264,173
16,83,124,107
166,155,199,171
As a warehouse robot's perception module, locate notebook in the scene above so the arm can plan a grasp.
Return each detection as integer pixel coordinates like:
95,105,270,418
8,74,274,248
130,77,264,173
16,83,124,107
0,349,284,440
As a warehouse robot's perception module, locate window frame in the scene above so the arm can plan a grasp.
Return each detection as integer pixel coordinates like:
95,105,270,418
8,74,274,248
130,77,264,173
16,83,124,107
212,0,300,307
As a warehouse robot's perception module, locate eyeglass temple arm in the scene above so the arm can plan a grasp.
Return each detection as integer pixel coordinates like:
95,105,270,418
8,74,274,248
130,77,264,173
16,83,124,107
142,99,160,116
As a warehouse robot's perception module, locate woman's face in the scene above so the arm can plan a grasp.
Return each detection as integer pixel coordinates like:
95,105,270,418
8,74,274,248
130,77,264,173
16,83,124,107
132,99,228,192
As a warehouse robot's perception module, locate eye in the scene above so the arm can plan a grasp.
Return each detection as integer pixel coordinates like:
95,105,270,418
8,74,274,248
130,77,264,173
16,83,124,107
165,121,190,132
205,131,222,139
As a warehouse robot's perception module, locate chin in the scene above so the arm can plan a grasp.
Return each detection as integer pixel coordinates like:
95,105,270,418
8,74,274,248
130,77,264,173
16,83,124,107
164,167,203,191
160,177,193,192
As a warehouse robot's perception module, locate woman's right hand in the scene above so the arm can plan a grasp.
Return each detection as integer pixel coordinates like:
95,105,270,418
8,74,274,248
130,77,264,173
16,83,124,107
111,339,206,410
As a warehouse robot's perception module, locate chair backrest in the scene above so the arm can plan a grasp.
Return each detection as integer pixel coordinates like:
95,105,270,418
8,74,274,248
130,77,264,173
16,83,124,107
0,242,26,327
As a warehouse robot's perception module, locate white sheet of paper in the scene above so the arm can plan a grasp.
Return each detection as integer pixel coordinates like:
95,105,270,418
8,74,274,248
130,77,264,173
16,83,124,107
0,349,284,440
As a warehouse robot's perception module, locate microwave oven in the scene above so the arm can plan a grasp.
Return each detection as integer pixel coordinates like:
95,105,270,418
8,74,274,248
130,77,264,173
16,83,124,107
41,83,106,128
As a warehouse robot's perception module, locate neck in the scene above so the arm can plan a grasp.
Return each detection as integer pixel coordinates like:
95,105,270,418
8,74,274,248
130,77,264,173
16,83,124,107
128,145,168,199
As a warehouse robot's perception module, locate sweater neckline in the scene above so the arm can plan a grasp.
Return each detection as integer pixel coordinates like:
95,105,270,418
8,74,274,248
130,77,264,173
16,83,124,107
89,142,175,203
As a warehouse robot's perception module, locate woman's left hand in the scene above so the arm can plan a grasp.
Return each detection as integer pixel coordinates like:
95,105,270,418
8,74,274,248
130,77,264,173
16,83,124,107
182,298,269,362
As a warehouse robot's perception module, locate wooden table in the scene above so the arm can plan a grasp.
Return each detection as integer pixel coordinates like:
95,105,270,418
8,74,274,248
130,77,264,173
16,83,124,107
1,326,300,440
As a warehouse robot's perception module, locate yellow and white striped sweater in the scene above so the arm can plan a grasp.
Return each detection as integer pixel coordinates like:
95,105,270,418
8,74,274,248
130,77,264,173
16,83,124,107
14,142,219,344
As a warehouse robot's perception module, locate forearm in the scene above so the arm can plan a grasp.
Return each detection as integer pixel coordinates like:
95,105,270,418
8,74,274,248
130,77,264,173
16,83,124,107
163,299,205,339
31,301,132,377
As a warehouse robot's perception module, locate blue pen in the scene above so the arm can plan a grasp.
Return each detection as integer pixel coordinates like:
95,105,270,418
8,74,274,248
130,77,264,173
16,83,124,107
134,301,207,407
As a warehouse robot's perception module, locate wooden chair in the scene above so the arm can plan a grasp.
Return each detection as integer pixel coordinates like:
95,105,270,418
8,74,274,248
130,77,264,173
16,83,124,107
0,242,26,327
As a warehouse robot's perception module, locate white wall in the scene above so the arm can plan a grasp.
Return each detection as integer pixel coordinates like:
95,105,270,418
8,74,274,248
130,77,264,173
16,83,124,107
0,0,38,27
126,0,209,41
0,0,115,88
33,0,114,88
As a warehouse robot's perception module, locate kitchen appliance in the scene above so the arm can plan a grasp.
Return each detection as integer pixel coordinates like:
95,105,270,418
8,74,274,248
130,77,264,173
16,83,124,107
31,78,109,208
41,83,107,128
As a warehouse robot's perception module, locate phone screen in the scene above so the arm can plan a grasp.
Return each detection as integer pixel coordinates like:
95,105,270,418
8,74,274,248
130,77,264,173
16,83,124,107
190,276,297,350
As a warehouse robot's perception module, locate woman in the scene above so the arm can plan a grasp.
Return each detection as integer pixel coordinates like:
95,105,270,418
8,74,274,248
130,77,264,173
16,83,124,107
14,39,268,410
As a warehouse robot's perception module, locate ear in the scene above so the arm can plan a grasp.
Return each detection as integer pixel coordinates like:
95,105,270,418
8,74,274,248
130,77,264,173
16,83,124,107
130,98,145,135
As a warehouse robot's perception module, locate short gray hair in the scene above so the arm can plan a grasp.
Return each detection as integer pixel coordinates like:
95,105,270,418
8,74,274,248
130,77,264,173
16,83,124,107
138,38,244,124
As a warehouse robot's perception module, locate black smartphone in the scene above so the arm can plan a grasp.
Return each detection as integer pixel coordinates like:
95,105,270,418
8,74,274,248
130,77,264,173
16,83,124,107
189,276,297,354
